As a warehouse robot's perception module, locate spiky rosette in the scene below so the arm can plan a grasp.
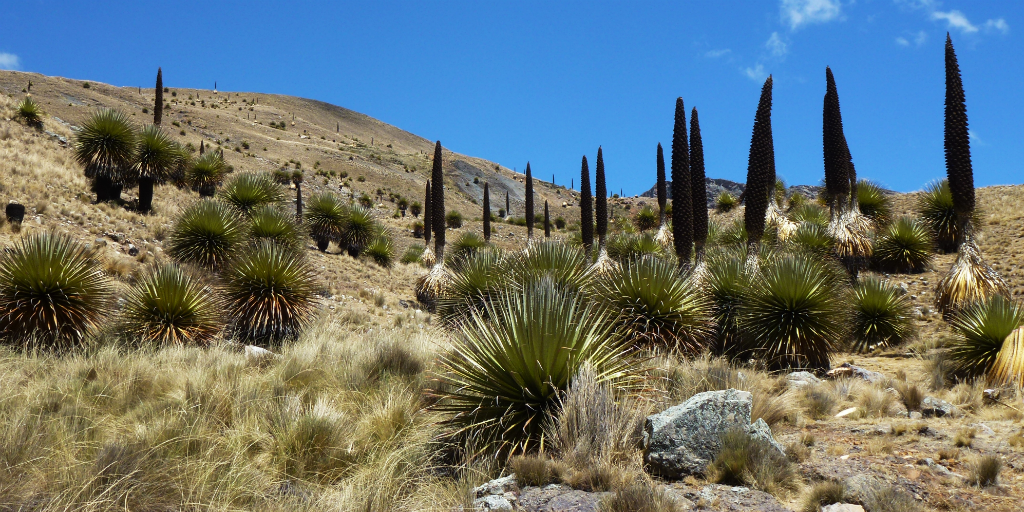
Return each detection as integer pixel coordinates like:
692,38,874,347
0,232,113,349
936,239,1009,318
743,76,776,272
121,264,223,346
221,241,319,346
948,295,1024,381
596,255,713,353
991,326,1024,389
415,263,453,310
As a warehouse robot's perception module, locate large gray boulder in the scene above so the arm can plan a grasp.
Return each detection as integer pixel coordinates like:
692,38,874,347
644,389,766,478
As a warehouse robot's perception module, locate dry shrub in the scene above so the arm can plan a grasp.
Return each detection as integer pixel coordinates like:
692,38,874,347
600,478,679,512
800,481,846,512
705,429,800,498
509,454,563,487
860,479,918,512
803,385,838,419
894,380,924,411
857,386,895,417
954,427,977,448
545,365,648,471
967,455,1002,487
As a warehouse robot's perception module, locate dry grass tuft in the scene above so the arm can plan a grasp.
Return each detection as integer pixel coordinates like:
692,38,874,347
599,478,679,512
705,429,800,498
967,455,1002,487
800,480,846,512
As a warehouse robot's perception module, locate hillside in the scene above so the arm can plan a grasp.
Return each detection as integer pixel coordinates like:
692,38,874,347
0,69,580,228
4,70,1024,511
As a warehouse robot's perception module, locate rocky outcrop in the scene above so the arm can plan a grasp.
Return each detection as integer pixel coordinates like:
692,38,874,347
642,389,784,478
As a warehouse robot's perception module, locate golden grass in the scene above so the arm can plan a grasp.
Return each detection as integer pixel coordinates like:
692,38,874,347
0,317,472,511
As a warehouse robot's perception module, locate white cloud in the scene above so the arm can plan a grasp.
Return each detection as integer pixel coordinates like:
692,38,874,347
931,10,979,33
0,53,19,70
985,18,1009,34
781,0,842,30
705,48,732,58
766,32,788,57
969,129,986,146
744,64,768,81
898,30,928,47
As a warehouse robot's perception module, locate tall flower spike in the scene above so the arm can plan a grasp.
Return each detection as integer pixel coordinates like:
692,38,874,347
483,182,491,241
671,98,692,266
823,66,850,211
580,155,594,251
944,33,975,226
525,162,534,239
431,141,445,258
935,34,1008,317
744,76,776,272
690,107,708,258
656,143,667,225
595,148,607,245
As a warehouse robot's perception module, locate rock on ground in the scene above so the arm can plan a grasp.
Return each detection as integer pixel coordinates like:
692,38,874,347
643,389,784,478
920,396,958,418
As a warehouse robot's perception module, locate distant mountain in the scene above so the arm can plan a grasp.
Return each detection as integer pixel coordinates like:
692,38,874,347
640,179,822,208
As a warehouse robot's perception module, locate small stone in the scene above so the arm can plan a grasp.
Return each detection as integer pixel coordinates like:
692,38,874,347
127,244,139,256
473,494,515,511
826,363,885,383
473,476,517,498
822,504,865,512
836,407,859,418
786,371,821,388
909,411,923,420
921,396,958,418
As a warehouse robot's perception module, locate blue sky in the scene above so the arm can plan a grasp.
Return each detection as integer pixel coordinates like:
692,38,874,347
1,1,1020,194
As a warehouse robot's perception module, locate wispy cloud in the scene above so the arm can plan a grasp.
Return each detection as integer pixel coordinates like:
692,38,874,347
969,129,986,146
765,32,788,57
985,18,1009,34
744,64,767,82
705,48,732,58
931,10,978,33
896,30,928,47
781,0,842,30
0,53,19,70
